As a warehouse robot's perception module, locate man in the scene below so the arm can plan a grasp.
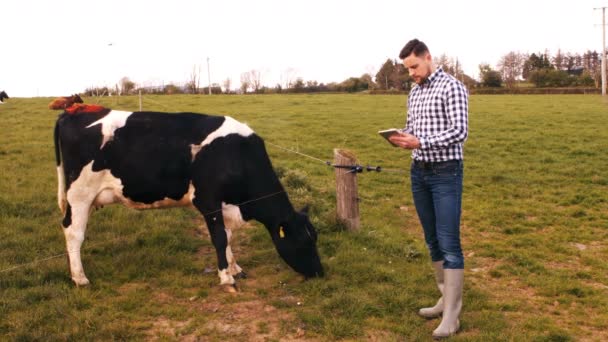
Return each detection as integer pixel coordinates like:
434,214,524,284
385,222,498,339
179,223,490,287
388,39,468,339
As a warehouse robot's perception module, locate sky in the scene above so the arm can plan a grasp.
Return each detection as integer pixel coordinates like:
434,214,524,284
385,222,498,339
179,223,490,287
1,0,606,97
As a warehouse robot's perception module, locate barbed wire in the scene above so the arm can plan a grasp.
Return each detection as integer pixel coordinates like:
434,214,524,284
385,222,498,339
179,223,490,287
265,141,407,174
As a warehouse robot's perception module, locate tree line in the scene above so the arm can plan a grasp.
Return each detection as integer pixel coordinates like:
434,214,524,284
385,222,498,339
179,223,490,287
480,50,602,88
83,49,605,96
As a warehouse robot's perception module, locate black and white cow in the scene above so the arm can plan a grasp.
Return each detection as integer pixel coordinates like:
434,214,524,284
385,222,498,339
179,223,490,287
0,91,8,103
54,107,324,289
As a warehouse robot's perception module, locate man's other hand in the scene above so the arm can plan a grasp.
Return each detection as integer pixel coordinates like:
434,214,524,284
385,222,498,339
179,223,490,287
388,132,421,149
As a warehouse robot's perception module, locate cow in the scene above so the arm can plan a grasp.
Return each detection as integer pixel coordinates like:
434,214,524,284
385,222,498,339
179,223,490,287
49,94,83,110
0,91,8,103
54,105,324,290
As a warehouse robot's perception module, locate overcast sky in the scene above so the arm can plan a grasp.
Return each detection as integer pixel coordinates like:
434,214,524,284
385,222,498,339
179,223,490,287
1,0,606,97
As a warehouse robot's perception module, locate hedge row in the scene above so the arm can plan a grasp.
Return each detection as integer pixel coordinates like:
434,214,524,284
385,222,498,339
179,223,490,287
368,88,601,95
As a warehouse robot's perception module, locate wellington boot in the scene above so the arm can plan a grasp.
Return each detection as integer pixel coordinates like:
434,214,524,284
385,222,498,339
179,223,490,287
432,269,463,339
418,260,445,318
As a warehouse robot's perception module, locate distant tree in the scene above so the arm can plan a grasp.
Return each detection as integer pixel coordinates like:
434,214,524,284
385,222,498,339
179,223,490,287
576,72,596,87
359,73,375,90
365,65,377,89
201,83,223,95
552,49,565,70
84,86,111,97
164,84,182,95
435,54,464,79
223,78,231,93
305,80,318,87
240,73,251,93
120,77,136,95
337,74,375,93
435,54,450,71
529,69,572,87
391,63,411,91
292,78,305,92
248,70,262,93
339,77,363,92
479,64,502,87
461,74,478,89
564,52,577,71
498,52,524,88
582,51,601,88
574,54,583,68
281,68,297,89
375,59,396,90
452,58,465,81
522,53,553,80
187,65,200,94
305,80,320,92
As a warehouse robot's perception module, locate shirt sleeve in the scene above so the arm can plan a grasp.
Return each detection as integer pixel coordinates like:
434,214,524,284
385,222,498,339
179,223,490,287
402,95,414,134
418,82,468,150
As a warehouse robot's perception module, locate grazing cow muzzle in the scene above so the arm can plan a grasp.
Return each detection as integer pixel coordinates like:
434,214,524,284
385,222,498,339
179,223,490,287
277,244,324,278
273,210,324,278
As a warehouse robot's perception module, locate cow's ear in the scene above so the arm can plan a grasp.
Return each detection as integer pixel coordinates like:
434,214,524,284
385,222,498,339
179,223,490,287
300,205,310,215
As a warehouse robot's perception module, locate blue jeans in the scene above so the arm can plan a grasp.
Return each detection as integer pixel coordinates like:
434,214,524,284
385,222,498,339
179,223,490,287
410,160,464,269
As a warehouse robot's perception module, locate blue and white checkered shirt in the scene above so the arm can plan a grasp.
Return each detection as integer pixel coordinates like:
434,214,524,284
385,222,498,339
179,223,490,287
403,67,469,162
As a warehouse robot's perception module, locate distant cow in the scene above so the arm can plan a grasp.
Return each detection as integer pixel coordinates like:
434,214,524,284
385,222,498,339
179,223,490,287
0,91,8,103
48,94,83,110
54,106,324,289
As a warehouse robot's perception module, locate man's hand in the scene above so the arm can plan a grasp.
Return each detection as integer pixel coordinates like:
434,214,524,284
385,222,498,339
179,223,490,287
388,132,421,149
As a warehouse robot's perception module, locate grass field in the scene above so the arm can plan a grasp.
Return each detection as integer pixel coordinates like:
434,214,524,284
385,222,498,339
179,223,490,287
1,94,607,341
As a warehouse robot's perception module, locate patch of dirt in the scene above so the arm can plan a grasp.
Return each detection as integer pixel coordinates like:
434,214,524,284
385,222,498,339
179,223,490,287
144,220,316,341
145,283,314,341
196,298,308,341
150,318,196,341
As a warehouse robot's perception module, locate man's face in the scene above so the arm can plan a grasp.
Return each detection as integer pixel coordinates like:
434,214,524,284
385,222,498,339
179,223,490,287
403,52,432,85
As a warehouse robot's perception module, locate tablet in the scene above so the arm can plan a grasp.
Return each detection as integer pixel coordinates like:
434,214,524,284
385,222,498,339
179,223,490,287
378,128,400,147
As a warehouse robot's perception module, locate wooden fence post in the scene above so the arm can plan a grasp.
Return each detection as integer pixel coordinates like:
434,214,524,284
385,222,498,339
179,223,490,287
334,149,360,231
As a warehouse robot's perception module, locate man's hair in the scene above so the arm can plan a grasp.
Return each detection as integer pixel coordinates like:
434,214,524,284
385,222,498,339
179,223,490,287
399,39,429,59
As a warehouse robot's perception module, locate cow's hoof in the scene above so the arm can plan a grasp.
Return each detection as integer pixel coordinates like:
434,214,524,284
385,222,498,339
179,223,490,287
234,271,248,279
72,277,90,287
220,283,238,293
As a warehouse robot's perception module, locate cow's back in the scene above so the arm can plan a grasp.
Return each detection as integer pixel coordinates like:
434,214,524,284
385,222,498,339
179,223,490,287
57,111,233,208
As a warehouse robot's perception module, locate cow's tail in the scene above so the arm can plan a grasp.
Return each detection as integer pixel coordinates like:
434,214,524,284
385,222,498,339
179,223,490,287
54,120,67,214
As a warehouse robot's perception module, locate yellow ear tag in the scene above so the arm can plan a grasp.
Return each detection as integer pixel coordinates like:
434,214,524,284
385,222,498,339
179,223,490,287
279,226,285,238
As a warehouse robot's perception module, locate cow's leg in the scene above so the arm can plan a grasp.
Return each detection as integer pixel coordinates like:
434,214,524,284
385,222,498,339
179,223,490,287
62,203,91,286
222,203,246,278
193,198,236,290
225,228,245,279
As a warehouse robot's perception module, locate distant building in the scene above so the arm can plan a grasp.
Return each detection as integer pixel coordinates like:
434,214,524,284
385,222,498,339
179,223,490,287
566,66,584,76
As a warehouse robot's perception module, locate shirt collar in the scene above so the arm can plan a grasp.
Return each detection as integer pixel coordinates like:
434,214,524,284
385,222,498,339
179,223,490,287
420,66,443,87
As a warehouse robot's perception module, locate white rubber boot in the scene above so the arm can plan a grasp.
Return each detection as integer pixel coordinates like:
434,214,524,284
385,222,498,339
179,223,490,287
418,260,445,318
432,269,463,339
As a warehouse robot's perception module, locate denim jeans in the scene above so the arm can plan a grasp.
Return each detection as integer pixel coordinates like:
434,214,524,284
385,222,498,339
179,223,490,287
410,160,464,269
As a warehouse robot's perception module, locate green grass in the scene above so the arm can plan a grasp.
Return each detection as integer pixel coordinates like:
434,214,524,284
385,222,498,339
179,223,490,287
0,94,607,341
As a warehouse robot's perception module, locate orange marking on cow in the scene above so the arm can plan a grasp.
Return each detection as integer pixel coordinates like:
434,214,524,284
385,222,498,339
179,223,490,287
65,103,107,114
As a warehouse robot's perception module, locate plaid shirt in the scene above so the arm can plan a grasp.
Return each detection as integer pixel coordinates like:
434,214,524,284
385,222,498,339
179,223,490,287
403,67,468,162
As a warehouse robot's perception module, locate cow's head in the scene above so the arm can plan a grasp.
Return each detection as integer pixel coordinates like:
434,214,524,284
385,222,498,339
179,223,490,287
72,94,83,104
0,91,8,101
274,207,324,278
